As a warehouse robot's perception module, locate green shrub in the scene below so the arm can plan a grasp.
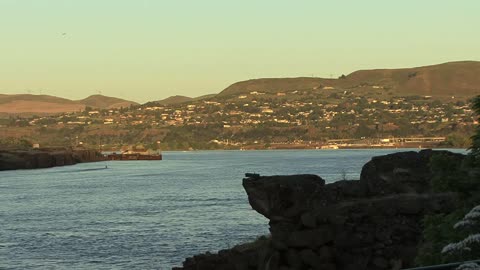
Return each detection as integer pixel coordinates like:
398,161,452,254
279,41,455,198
415,95,480,266
416,208,469,266
430,154,479,200
440,205,480,263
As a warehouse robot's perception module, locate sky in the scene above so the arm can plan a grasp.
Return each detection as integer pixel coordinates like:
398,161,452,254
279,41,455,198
0,0,479,103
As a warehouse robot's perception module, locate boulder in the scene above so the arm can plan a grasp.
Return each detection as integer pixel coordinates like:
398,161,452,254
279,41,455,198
360,149,464,195
243,174,325,220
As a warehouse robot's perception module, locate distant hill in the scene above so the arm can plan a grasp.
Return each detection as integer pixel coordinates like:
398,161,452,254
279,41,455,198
218,77,333,97
193,94,217,101
219,61,480,98
0,94,77,105
2,61,479,115
78,95,138,109
0,94,138,115
345,61,480,97
155,94,217,105
155,95,193,105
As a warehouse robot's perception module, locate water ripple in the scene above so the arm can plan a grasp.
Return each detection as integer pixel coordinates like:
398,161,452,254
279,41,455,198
0,149,466,269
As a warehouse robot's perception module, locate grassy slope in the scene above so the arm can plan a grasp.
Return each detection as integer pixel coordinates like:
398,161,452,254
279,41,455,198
78,95,138,109
218,61,480,98
0,94,138,114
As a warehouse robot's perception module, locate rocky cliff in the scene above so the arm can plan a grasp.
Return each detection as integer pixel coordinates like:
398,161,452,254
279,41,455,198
174,150,464,270
0,148,104,170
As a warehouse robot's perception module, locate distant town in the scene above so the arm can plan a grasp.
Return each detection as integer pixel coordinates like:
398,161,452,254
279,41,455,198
0,87,477,151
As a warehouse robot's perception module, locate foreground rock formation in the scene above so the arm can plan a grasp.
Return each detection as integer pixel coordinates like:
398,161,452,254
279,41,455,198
0,148,104,170
174,150,464,270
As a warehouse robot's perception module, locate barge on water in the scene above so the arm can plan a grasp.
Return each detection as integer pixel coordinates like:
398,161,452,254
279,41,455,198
104,150,162,161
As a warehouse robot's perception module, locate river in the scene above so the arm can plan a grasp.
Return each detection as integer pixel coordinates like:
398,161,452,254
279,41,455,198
0,149,467,269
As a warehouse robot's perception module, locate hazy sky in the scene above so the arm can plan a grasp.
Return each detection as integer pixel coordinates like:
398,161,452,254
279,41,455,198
1,1,479,103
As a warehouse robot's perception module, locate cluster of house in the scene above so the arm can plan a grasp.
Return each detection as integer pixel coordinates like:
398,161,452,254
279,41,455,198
23,92,477,130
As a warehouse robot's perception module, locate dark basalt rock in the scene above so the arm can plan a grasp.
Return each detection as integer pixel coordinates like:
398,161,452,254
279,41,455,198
242,174,325,220
174,150,463,270
360,149,465,195
0,148,104,171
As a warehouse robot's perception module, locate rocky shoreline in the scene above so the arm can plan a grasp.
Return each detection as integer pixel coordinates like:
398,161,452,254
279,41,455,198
0,148,105,171
173,149,465,270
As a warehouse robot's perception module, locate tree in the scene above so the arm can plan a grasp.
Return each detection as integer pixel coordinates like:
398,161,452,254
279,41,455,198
441,205,480,269
470,96,480,160
415,96,480,266
354,123,375,138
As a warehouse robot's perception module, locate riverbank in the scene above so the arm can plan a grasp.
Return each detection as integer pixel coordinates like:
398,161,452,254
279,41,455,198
0,148,105,171
245,141,456,150
157,144,465,152
154,141,461,151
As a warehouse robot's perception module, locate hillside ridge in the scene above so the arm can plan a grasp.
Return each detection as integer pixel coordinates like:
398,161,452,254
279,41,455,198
2,61,479,114
0,94,138,114
219,61,480,97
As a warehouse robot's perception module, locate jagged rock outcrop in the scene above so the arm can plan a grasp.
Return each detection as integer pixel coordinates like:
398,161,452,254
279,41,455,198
0,148,104,170
174,150,464,270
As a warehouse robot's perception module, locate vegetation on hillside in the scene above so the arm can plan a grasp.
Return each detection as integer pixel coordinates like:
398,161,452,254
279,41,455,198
0,91,477,151
1,62,480,150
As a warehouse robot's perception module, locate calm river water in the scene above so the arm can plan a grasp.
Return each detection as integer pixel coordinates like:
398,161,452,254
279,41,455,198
0,149,467,269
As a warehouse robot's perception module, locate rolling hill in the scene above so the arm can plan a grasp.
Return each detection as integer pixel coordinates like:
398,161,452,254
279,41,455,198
0,94,138,115
78,95,138,109
218,61,480,98
1,61,479,115
155,94,217,105
155,95,193,105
